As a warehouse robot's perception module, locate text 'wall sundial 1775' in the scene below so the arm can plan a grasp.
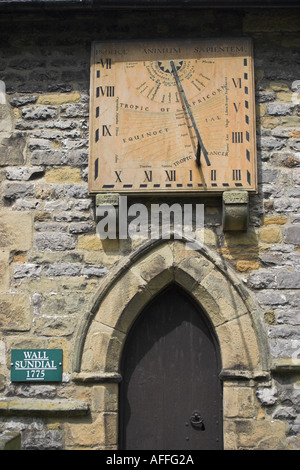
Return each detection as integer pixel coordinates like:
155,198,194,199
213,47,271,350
88,38,257,195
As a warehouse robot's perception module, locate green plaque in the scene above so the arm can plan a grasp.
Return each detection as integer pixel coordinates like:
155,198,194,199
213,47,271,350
11,349,63,382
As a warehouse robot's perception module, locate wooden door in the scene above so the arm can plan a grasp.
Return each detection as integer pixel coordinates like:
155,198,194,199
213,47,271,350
119,285,223,450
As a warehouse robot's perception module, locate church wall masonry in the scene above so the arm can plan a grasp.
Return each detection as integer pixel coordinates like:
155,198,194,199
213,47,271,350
0,7,299,449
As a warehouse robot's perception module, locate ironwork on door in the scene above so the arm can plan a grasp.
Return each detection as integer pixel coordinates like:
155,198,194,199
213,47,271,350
119,285,223,450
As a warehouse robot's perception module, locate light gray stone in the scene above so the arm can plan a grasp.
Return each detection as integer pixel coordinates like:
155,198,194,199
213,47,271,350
34,222,68,232
10,95,37,107
67,149,88,167
257,291,288,306
277,309,300,326
31,150,67,166
256,387,278,406
248,272,276,289
272,407,297,420
69,222,94,233
34,233,76,251
289,139,300,151
14,264,42,279
43,263,81,276
3,182,35,200
81,265,108,277
259,139,284,152
284,226,300,244
22,430,63,450
44,200,69,211
278,271,300,289
266,102,295,116
54,184,88,199
53,212,90,222
259,168,279,183
21,106,57,120
268,326,300,339
12,199,42,211
274,197,300,213
6,166,44,181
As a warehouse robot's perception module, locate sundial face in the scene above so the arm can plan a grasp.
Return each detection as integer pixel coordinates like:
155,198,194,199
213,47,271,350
88,39,257,195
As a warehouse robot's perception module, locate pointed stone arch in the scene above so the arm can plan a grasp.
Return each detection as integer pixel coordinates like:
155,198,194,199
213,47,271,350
70,236,284,450
73,236,269,379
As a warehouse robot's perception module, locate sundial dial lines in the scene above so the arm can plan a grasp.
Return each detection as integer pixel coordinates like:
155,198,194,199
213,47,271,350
157,60,183,74
133,59,209,105
118,108,185,164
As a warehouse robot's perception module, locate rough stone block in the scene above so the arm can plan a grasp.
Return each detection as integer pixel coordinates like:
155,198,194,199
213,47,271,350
0,293,31,331
81,265,108,277
69,222,94,234
54,184,88,198
77,235,105,250
284,226,300,244
21,106,57,120
263,216,287,226
6,166,44,181
43,263,81,277
259,139,284,152
259,168,279,183
278,271,300,289
3,182,35,200
0,104,14,133
10,95,37,107
274,197,300,213
256,387,278,406
34,233,76,251
0,211,33,251
95,269,149,334
0,251,9,293
81,321,125,373
257,291,288,306
223,385,257,418
236,260,260,272
65,412,105,448
14,263,42,278
37,93,80,105
31,150,67,166
45,167,82,183
0,132,26,166
53,211,90,223
67,149,88,167
248,271,276,289
266,102,295,116
34,315,77,337
260,226,283,244
215,314,261,371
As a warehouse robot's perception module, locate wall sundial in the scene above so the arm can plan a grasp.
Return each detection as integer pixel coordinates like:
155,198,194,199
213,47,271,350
88,38,257,195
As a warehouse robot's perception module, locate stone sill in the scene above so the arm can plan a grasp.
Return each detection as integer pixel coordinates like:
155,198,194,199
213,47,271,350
0,399,89,416
219,369,270,381
71,371,122,383
271,359,300,373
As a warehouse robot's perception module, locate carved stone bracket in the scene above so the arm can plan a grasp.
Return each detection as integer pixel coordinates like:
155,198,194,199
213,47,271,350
222,190,249,232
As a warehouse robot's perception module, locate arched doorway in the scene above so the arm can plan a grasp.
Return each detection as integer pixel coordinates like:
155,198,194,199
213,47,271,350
73,237,274,450
119,284,223,450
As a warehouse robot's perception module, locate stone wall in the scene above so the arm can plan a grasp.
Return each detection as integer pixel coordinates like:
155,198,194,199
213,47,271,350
0,7,299,449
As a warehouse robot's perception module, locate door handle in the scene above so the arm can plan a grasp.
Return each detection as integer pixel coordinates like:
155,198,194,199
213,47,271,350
190,411,205,430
